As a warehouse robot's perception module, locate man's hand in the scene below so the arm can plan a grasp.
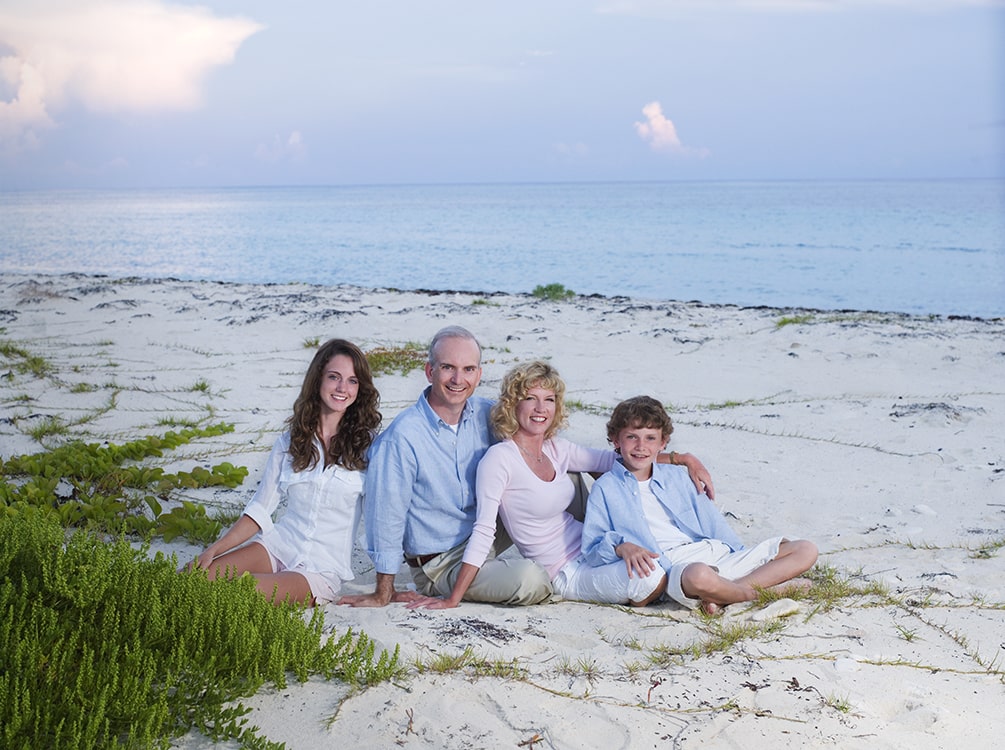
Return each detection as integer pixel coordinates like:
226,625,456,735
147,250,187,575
337,592,391,608
392,589,423,604
338,572,401,607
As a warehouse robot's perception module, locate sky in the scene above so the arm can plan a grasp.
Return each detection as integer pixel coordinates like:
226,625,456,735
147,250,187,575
0,0,1002,189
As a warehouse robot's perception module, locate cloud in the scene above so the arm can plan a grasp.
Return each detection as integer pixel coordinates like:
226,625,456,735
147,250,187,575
0,0,262,154
0,54,51,152
634,101,709,158
254,131,307,164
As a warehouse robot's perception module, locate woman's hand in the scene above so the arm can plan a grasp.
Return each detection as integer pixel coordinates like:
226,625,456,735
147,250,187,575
675,452,715,500
615,542,660,578
181,514,260,573
406,595,461,610
179,548,217,573
195,549,217,570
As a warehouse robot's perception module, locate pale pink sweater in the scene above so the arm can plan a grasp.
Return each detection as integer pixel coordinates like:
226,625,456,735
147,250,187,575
463,437,615,579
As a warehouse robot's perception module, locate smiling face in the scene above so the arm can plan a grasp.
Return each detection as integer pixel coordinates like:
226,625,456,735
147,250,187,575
318,353,359,418
612,424,668,480
425,335,482,420
514,385,557,439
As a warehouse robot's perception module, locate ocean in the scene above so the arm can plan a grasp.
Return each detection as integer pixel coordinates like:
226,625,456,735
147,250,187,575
2,180,1002,318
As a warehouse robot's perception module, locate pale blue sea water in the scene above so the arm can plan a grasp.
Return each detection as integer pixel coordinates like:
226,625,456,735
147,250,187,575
2,180,1002,318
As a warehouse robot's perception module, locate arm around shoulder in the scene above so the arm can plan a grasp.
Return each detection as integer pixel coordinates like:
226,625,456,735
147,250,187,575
666,451,715,500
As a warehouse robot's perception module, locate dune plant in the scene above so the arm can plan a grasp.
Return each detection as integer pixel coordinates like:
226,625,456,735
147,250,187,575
775,313,815,328
0,510,400,749
365,343,426,376
0,423,248,543
531,283,575,301
0,340,54,377
189,378,211,393
413,648,528,680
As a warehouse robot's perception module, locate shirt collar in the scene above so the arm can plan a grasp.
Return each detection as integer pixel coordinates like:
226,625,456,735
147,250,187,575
614,458,667,489
417,386,472,430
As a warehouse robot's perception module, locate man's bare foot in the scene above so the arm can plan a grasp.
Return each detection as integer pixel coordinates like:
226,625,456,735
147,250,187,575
629,572,668,607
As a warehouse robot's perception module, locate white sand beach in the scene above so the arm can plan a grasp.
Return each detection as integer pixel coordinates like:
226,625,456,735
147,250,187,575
2,272,1003,749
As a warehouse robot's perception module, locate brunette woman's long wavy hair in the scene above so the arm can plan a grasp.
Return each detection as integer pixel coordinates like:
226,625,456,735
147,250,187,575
286,339,381,472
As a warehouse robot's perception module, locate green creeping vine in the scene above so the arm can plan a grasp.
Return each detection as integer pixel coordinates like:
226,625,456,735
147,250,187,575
0,424,248,543
0,511,400,749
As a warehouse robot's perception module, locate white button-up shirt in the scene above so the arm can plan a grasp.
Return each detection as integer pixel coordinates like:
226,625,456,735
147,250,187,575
243,432,363,581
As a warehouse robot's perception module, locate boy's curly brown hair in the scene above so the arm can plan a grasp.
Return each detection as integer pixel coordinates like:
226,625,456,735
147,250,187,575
605,395,673,445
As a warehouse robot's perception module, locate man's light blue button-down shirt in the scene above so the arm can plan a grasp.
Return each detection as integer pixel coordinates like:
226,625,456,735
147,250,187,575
365,388,495,575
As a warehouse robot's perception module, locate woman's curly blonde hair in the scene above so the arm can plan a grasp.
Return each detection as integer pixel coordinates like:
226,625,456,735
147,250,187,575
490,360,568,440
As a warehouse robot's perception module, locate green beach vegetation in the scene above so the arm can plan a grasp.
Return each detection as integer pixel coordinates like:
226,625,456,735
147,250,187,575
0,336,401,748
775,313,815,328
0,339,54,378
531,283,575,301
1,423,246,542
0,511,399,750
365,342,426,376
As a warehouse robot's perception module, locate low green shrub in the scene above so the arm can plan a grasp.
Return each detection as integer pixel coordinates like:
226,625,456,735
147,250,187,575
0,511,400,749
366,343,426,376
531,283,575,301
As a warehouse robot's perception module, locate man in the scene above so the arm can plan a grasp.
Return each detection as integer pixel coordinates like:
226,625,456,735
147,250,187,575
340,325,713,608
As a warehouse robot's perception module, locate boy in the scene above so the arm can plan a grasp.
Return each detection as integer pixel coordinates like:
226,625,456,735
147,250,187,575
582,396,817,614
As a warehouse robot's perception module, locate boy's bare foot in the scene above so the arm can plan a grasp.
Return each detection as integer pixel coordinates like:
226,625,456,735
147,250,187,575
700,600,722,616
630,572,668,607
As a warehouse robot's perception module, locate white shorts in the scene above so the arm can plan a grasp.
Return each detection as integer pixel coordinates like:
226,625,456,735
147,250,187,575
665,537,784,609
254,540,345,605
553,555,665,605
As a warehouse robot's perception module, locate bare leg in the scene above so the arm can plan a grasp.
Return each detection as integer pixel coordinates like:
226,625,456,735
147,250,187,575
205,542,315,606
681,563,759,610
204,541,272,580
252,572,315,606
732,540,818,592
682,540,818,612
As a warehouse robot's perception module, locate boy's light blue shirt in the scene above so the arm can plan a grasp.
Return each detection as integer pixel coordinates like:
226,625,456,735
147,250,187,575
364,388,495,575
581,460,745,572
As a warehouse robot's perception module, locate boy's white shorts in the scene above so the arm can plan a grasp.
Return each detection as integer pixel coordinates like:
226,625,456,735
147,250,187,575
665,536,784,608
